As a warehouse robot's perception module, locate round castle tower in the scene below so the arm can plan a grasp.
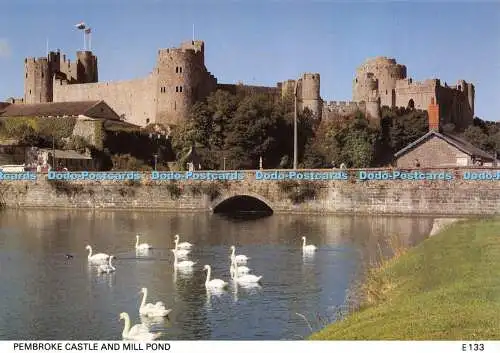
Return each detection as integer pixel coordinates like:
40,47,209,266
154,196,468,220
299,73,321,118
353,57,407,107
155,40,209,126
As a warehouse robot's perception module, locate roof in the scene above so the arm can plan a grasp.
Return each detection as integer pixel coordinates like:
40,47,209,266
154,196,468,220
0,101,102,118
39,148,92,160
394,130,497,161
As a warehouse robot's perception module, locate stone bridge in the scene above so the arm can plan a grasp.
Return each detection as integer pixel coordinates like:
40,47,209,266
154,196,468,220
1,168,500,216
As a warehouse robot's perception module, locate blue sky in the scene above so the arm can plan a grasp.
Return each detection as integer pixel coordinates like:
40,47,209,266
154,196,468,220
1,0,499,120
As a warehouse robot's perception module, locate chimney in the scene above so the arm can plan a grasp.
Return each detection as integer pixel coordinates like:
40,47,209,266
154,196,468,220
428,98,440,132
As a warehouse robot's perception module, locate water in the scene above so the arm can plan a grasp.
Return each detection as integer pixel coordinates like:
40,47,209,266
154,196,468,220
0,209,433,340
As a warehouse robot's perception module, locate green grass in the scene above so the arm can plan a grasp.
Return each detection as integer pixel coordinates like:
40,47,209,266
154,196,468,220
310,218,500,340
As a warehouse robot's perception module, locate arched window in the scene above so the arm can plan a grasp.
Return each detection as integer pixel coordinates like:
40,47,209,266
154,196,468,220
408,99,415,110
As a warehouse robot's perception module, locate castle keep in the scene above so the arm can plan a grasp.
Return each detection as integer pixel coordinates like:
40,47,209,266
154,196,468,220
21,42,474,130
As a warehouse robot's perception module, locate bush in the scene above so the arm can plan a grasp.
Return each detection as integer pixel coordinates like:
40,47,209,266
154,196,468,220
166,182,182,199
111,154,152,171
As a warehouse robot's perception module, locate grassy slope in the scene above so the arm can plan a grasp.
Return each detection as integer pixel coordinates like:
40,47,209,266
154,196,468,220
310,218,500,340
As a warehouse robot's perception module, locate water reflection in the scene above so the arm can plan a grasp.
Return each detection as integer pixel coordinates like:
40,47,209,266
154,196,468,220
0,209,434,340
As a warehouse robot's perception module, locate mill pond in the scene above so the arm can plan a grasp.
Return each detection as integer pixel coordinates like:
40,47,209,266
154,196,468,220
0,209,433,340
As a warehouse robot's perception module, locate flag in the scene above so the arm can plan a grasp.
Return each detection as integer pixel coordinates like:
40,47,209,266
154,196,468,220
75,22,86,30
84,27,91,34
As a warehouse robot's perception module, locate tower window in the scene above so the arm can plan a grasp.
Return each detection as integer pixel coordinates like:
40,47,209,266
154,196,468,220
41,72,44,78
179,86,183,93
179,67,182,73
29,89,31,95
175,67,178,73
25,73,28,78
176,86,178,92
174,101,176,110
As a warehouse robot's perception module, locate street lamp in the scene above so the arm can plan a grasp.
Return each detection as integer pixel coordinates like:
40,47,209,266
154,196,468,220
293,80,299,169
153,154,158,171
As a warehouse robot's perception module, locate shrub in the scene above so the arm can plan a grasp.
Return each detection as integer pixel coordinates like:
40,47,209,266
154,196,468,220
166,182,182,199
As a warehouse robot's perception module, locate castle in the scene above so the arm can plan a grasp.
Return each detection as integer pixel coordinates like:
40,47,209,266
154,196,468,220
323,56,475,130
18,41,475,130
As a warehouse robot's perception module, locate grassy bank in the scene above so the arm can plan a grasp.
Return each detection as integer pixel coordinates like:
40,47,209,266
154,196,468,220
310,218,500,340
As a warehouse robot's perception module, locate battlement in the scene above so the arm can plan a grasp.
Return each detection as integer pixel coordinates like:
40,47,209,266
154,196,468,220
324,100,362,108
301,73,320,80
395,78,441,89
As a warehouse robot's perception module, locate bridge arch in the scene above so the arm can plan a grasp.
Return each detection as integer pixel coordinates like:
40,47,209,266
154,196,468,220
210,192,274,215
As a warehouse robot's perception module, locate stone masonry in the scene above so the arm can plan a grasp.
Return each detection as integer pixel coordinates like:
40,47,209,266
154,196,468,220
1,169,499,216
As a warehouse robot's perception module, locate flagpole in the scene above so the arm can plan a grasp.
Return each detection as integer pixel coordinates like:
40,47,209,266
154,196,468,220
192,24,195,41
46,38,49,56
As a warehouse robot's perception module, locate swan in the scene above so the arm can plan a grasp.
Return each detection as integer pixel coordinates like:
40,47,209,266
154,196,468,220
230,245,250,265
204,265,228,289
174,234,193,250
302,236,317,252
139,288,171,317
174,252,196,269
97,255,116,274
230,257,250,276
119,312,161,341
233,262,262,284
85,245,110,263
135,234,152,250
171,238,191,257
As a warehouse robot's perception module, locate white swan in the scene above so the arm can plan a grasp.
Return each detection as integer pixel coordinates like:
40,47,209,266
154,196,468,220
174,252,196,269
171,238,191,258
204,265,228,289
230,245,250,265
85,245,110,263
139,288,171,317
302,236,317,252
119,312,161,341
135,234,152,251
174,234,193,250
97,255,116,274
230,257,250,276
233,262,262,284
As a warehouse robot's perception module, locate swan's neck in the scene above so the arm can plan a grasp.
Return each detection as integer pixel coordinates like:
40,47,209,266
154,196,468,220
174,239,178,250
122,315,130,337
109,257,115,270
87,247,92,258
205,267,211,285
231,247,235,258
135,237,139,247
140,289,147,309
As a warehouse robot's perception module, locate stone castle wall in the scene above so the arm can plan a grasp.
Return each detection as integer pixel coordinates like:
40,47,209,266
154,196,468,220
1,169,499,216
322,100,380,119
53,76,156,127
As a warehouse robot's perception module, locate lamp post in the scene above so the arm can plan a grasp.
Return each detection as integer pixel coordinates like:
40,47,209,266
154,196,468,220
52,135,57,170
293,80,299,169
223,157,226,170
153,154,158,171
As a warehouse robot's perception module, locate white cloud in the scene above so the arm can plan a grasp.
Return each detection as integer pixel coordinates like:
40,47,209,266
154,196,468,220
0,39,11,58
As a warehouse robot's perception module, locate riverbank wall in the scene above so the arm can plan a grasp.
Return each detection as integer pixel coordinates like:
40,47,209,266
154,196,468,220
0,168,499,215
